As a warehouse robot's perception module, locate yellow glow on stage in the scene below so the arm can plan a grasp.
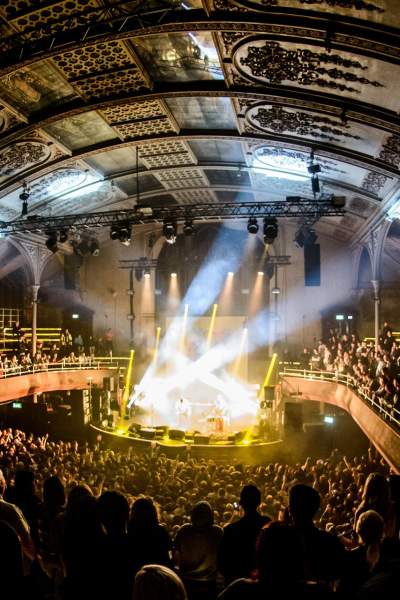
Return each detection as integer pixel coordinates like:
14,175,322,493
121,349,135,417
153,326,161,364
219,272,234,314
249,271,265,316
179,304,189,353
206,303,218,348
259,352,278,399
233,327,248,376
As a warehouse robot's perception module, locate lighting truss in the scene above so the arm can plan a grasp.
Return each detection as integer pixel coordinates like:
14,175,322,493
0,199,345,235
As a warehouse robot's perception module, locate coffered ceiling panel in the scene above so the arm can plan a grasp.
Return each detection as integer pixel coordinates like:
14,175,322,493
0,60,77,115
166,97,238,130
44,111,118,150
132,32,224,82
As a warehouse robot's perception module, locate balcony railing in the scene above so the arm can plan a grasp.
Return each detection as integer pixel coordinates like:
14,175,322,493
0,356,128,379
280,366,400,430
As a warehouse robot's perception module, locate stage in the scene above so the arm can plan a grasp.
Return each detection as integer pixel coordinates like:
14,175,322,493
90,422,283,463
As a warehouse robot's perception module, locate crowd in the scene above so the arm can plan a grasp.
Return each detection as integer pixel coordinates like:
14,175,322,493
300,321,400,420
0,428,399,599
0,324,114,377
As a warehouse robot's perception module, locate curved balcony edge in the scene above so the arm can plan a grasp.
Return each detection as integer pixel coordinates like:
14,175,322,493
0,368,119,403
281,375,400,474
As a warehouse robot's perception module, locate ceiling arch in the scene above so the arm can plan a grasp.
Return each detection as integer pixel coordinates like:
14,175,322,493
0,0,399,246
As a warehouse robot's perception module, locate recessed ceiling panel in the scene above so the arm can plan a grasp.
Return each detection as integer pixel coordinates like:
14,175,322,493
117,173,163,196
0,60,77,115
207,169,251,187
85,147,142,175
132,32,223,82
44,111,118,150
189,140,245,164
166,97,237,129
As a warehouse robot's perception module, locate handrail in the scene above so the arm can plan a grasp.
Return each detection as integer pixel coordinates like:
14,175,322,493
280,367,400,429
0,358,124,380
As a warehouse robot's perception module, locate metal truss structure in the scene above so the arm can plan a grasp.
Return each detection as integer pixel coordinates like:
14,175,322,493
0,198,345,235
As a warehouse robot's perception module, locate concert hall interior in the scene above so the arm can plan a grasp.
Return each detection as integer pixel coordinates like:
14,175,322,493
1,2,400,598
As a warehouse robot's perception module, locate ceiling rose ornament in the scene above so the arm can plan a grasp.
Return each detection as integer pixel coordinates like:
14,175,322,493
235,40,383,93
247,105,361,142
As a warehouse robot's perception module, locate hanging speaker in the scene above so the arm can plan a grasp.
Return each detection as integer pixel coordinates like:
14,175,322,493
304,243,320,287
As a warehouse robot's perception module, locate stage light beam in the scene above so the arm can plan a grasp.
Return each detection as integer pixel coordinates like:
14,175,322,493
206,303,218,348
179,304,189,353
153,326,161,364
233,327,248,376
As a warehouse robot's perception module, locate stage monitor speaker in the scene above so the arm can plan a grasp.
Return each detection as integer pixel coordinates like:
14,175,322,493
234,430,246,443
169,429,185,441
140,428,156,440
304,243,320,287
194,434,210,445
284,403,303,432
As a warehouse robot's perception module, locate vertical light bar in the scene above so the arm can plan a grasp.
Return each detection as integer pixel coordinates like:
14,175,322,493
258,352,278,399
121,348,135,417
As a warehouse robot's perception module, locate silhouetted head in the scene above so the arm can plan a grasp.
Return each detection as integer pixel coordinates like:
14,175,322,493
134,565,187,600
191,501,214,528
289,484,320,524
240,484,261,513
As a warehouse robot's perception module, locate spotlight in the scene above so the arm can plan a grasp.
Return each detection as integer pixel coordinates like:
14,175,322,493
228,271,234,276
263,217,278,244
119,222,131,246
183,220,194,236
59,230,68,243
247,217,259,234
21,200,28,217
110,223,119,241
171,272,177,278
88,239,100,256
257,271,264,276
163,220,177,244
271,286,280,294
144,270,151,278
45,232,58,253
135,268,143,282
110,222,131,245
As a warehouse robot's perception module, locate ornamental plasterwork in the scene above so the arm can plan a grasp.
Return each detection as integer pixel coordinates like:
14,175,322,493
361,172,390,195
378,135,400,167
0,107,21,133
255,147,346,175
0,140,51,179
215,0,384,12
235,40,383,93
246,105,361,143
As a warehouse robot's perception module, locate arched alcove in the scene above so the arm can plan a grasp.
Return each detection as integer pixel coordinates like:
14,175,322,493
155,224,269,317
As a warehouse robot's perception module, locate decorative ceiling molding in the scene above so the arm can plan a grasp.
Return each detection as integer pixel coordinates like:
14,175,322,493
1,9,400,76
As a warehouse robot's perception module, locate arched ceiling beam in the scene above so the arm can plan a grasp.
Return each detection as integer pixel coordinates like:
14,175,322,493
0,131,397,197
1,9,400,74
1,83,400,148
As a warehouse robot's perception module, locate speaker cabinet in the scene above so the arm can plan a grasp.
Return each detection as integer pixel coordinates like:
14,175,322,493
140,428,156,440
284,403,303,432
264,386,275,404
194,434,210,445
304,243,320,287
169,429,185,441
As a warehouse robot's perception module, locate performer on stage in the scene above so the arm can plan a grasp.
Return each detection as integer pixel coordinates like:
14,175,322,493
176,396,191,430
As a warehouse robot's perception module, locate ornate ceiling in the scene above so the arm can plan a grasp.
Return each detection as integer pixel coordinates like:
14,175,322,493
0,0,399,244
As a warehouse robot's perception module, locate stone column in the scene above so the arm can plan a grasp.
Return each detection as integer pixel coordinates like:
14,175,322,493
371,279,380,351
31,284,40,356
